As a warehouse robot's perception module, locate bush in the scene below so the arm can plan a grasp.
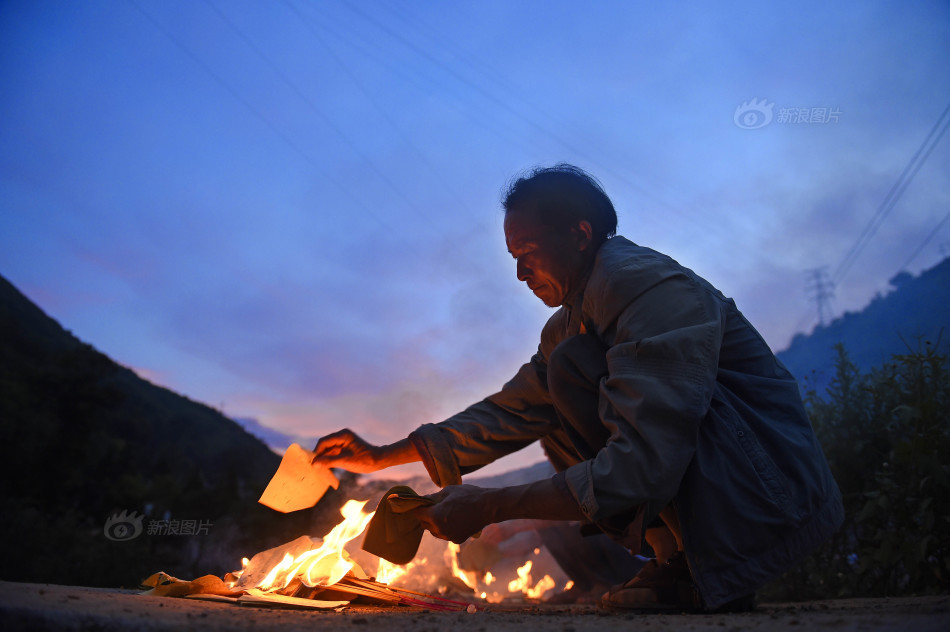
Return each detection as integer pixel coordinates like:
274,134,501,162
764,340,950,600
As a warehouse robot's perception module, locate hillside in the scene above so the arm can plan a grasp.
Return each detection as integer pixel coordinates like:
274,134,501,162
777,257,950,393
0,275,356,587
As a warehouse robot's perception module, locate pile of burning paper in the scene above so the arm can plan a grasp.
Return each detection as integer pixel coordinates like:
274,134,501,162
140,444,566,611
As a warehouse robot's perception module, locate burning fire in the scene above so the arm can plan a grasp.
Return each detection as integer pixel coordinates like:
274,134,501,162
226,497,563,605
230,499,375,592
507,560,556,599
376,557,426,585
446,542,480,590
444,541,558,602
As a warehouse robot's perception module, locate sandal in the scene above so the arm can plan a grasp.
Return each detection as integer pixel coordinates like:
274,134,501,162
545,582,609,605
600,551,701,611
599,552,756,613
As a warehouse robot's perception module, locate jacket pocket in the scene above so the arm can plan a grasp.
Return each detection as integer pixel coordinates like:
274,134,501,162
716,400,803,524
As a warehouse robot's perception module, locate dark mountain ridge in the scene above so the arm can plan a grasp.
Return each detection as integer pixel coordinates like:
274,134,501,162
0,274,352,587
776,257,950,393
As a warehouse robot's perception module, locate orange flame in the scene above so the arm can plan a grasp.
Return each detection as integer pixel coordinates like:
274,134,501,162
507,559,533,593
230,498,564,604
525,574,555,599
446,542,480,590
507,559,556,599
237,499,375,593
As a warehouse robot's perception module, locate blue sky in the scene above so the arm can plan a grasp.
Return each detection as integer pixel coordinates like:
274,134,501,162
2,0,949,477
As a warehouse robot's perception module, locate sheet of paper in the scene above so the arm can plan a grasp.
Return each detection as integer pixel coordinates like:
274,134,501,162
258,443,339,513
235,535,319,590
141,572,243,598
240,589,348,609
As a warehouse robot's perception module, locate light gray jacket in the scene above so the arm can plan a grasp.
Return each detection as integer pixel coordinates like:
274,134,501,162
410,236,843,607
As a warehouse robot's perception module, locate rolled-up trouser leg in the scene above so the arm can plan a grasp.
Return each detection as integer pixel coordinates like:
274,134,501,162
538,524,646,590
539,335,648,589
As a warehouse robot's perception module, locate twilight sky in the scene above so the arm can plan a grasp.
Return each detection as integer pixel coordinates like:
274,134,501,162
2,0,949,477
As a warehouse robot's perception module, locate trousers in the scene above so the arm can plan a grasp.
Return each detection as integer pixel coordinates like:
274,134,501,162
536,334,650,580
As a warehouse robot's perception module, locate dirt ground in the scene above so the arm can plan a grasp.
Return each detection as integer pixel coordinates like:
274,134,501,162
1,581,948,632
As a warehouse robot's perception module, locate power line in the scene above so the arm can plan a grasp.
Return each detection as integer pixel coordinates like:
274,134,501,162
331,0,728,240
202,0,443,236
832,101,950,285
274,0,479,226
125,0,396,234
283,1,560,168
790,103,949,338
900,208,950,272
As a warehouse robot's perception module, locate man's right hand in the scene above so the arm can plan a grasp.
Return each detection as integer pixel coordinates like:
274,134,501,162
312,429,383,473
312,429,422,474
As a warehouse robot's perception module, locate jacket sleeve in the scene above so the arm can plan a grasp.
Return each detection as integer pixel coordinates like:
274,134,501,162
562,269,726,522
409,347,560,487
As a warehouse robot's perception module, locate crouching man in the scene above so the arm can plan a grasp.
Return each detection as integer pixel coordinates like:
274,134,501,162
314,164,843,612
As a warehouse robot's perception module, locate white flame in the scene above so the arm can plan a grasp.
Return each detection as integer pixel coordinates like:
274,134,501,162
236,500,375,593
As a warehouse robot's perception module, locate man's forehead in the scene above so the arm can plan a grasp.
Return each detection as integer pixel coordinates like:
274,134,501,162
505,207,548,233
504,213,537,248
506,210,558,244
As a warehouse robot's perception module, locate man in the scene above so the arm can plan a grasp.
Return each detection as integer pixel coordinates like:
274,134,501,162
314,164,843,611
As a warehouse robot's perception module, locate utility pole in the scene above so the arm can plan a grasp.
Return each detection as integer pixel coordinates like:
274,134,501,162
804,266,835,327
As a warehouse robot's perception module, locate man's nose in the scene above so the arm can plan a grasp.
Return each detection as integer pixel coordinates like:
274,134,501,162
516,259,530,281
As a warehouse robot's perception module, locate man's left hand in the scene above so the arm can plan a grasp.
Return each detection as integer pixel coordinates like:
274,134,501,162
415,476,584,544
415,484,494,544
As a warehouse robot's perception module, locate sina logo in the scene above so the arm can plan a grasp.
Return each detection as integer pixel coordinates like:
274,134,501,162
734,98,774,129
103,510,145,541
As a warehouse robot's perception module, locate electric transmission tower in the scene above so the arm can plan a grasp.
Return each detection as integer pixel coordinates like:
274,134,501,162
804,266,836,327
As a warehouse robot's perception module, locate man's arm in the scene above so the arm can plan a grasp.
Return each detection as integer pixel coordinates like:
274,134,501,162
312,429,421,473
310,333,558,481
313,310,566,484
409,344,561,486
415,474,585,543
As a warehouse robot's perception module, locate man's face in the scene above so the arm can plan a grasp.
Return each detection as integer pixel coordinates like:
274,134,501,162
504,209,591,307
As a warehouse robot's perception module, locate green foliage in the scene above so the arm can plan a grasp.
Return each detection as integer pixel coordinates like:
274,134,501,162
765,340,950,599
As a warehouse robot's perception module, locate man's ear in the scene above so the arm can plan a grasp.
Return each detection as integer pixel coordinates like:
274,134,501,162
573,220,594,251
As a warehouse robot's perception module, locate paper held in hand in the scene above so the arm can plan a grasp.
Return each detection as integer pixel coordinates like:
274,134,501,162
258,443,339,512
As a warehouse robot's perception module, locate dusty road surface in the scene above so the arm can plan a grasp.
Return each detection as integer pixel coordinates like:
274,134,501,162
1,581,947,631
